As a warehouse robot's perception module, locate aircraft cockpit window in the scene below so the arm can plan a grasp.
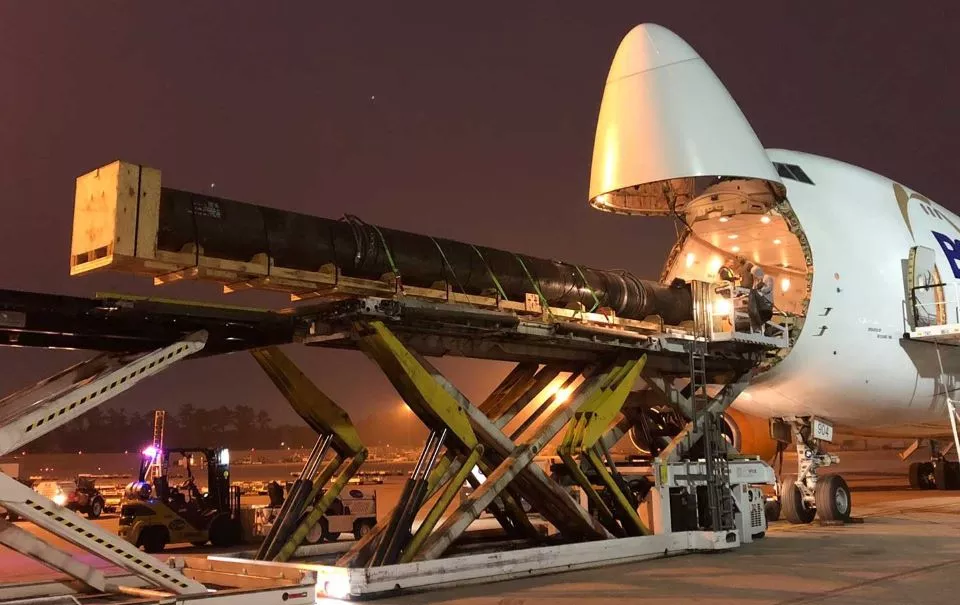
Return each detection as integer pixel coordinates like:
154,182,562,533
787,164,814,185
775,162,795,180
773,162,815,185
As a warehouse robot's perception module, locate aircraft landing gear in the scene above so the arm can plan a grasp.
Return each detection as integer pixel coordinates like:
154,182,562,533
908,461,935,489
776,417,852,524
907,440,960,490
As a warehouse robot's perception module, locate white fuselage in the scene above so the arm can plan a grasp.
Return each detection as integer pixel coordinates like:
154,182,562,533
735,149,959,438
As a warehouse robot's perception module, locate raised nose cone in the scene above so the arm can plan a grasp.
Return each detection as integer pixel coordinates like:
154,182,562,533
606,23,699,80
589,24,781,215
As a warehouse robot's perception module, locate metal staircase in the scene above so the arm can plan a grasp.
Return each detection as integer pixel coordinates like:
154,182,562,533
0,333,208,596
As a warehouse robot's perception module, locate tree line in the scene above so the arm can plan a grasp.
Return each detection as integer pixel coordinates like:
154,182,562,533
23,403,427,453
26,404,289,453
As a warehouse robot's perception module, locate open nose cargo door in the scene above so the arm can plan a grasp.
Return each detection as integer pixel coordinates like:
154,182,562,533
588,23,783,216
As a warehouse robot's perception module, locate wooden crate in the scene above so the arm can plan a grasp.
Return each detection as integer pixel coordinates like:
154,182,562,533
71,161,166,276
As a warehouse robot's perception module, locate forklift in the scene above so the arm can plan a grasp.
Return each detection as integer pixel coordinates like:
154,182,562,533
118,446,241,553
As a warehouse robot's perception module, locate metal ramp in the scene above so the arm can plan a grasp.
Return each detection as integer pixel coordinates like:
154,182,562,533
0,334,208,596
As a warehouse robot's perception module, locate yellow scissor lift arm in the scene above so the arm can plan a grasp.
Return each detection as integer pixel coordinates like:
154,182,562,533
557,356,649,537
250,347,368,562
334,320,649,567
246,337,561,565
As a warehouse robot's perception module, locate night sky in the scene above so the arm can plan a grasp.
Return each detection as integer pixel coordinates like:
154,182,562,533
1,3,957,426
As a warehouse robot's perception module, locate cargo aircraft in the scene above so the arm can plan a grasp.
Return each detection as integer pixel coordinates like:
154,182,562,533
16,23,958,531
596,24,960,523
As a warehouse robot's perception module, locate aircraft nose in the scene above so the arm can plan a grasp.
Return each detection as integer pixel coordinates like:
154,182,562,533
606,23,700,82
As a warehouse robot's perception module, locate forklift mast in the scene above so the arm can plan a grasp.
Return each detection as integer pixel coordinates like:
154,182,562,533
204,447,232,513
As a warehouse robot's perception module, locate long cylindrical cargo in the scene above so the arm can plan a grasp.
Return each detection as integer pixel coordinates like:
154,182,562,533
155,188,693,324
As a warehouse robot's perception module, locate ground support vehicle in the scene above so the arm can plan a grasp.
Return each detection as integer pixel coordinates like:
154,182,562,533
118,446,242,553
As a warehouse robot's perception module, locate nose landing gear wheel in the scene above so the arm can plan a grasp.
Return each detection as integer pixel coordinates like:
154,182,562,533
908,462,934,489
781,474,815,524
814,473,851,522
934,461,960,490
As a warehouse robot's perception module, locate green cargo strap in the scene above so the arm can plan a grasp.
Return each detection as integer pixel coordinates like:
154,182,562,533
430,237,467,295
369,224,401,282
513,254,553,317
574,265,602,312
470,245,508,300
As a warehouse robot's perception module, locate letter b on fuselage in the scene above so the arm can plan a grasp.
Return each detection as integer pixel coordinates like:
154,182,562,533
933,231,960,278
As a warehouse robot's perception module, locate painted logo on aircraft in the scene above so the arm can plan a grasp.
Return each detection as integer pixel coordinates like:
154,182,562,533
894,182,933,240
933,231,960,279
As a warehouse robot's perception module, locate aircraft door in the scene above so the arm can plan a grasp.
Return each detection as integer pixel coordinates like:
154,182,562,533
906,245,947,328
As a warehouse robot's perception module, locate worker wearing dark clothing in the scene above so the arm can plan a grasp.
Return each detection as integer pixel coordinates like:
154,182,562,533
747,266,774,330
739,261,756,289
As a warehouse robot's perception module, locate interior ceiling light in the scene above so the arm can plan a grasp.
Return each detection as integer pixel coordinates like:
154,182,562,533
773,239,782,245
728,234,738,240
708,256,723,275
760,215,771,224
718,216,729,223
731,245,740,253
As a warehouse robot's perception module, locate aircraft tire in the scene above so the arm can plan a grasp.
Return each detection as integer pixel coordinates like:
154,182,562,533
919,462,935,489
908,462,924,489
781,475,815,524
814,474,852,522
933,461,959,490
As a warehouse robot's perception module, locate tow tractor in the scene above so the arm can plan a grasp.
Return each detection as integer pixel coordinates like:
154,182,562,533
254,482,377,545
118,446,242,552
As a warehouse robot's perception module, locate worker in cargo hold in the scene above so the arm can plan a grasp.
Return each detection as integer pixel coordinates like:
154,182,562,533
738,260,757,289
747,266,775,332
718,262,737,283
718,258,750,332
